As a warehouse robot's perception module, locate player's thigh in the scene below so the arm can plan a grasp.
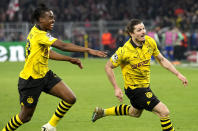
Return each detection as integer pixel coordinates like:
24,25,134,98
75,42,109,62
152,102,170,117
49,81,76,104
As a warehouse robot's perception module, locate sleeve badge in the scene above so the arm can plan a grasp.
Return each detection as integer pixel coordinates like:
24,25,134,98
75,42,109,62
111,53,118,63
46,33,55,41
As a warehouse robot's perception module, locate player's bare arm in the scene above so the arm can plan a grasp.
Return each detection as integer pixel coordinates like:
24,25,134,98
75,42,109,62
49,50,83,69
105,60,123,102
52,39,107,57
155,53,188,87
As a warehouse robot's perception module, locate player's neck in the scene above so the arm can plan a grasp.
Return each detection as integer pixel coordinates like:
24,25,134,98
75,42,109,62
132,37,143,47
36,24,47,32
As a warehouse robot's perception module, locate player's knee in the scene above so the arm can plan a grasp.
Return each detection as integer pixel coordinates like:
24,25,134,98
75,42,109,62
70,95,76,104
129,107,142,118
159,108,170,117
20,114,33,123
130,112,142,118
131,113,141,118
23,116,32,123
64,95,76,105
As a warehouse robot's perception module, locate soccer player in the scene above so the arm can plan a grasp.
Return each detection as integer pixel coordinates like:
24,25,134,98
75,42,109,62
2,4,107,131
92,19,188,131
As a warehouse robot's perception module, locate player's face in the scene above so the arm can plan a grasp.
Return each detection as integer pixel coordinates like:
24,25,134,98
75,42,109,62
130,23,146,42
41,10,55,31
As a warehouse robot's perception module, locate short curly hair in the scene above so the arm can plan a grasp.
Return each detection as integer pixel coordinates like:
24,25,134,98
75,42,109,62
31,4,51,23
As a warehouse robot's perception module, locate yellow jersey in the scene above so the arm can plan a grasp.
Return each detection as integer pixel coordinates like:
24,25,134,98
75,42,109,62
19,25,57,79
110,35,160,90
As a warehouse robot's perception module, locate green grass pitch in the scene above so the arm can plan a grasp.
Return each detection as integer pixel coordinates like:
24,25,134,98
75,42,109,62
0,59,197,131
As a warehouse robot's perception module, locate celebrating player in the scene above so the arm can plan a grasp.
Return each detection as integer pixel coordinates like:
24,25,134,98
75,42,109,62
2,4,107,131
92,19,188,131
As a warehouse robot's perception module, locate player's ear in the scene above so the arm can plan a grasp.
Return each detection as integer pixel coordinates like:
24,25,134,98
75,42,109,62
129,32,133,37
39,17,45,23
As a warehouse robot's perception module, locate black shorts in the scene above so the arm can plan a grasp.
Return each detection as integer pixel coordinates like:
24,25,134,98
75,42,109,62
18,70,61,107
125,87,160,111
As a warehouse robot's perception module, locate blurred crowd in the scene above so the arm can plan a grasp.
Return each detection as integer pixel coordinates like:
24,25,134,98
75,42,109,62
0,0,132,22
101,26,198,63
0,0,198,62
0,0,197,30
137,0,198,32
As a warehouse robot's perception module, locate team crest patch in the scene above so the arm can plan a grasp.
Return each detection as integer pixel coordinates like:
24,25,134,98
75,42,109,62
112,53,118,63
145,92,153,98
27,96,34,104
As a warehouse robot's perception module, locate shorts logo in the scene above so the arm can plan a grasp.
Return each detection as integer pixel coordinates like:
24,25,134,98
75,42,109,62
145,92,153,98
27,96,34,104
147,101,151,105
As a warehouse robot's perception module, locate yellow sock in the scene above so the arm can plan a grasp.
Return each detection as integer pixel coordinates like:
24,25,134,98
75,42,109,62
104,104,131,116
49,114,60,127
104,107,116,116
160,116,175,131
48,101,73,127
2,114,23,131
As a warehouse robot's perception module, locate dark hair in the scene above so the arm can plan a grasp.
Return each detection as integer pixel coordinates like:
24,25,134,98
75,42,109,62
31,4,51,23
125,19,143,35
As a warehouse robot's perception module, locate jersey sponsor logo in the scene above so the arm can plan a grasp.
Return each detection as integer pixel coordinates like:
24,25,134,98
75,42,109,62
112,53,118,63
145,92,153,98
27,96,34,104
46,33,55,41
131,60,149,69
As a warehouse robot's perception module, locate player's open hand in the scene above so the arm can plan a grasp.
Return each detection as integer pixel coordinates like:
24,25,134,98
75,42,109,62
114,87,123,102
88,49,107,57
70,58,83,69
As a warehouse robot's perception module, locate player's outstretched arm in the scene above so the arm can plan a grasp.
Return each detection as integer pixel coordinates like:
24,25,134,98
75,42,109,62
52,40,107,57
155,53,188,87
49,50,83,69
105,60,123,102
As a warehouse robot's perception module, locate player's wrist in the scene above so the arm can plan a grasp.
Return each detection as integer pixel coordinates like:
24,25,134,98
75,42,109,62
175,72,180,77
87,48,93,53
113,86,120,90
